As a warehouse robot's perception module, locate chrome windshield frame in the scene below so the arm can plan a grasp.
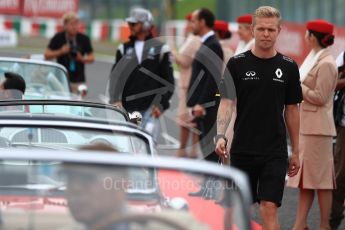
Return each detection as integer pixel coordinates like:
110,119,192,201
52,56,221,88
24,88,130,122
0,99,130,121
0,117,155,156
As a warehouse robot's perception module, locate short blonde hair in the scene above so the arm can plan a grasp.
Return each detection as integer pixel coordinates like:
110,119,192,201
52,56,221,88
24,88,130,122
253,6,281,26
62,11,79,25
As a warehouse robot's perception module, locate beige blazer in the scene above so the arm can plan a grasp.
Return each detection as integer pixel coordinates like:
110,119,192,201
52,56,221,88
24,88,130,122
300,50,337,136
175,34,201,89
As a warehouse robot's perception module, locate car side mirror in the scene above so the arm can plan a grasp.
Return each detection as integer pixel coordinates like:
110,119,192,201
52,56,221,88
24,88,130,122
129,111,142,125
77,84,88,99
167,197,189,211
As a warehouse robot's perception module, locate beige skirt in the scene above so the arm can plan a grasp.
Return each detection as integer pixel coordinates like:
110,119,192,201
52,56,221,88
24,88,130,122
287,134,335,189
176,87,192,127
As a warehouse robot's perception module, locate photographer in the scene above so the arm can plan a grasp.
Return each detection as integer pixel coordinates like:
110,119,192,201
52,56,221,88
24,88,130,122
44,12,94,94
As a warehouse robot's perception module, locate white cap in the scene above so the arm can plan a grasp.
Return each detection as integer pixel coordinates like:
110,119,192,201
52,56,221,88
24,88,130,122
126,8,153,25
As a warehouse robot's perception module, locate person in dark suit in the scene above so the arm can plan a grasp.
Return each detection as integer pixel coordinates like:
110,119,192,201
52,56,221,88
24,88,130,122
187,8,223,163
187,8,223,198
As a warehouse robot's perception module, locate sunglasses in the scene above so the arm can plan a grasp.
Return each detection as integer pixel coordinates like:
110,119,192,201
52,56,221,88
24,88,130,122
128,22,138,27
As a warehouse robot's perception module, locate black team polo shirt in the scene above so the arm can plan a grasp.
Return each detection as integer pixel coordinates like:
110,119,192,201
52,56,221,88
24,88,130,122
220,50,302,156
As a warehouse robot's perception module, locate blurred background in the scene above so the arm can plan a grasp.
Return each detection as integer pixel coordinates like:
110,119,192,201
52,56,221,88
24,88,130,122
80,0,344,25
0,3,344,228
0,0,344,63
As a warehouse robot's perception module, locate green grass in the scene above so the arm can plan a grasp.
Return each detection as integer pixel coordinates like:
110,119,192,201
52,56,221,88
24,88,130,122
95,8,128,20
175,0,216,19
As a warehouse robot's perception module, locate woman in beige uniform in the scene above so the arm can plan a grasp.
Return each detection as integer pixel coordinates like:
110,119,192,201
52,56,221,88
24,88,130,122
287,19,338,230
173,13,201,158
213,20,233,64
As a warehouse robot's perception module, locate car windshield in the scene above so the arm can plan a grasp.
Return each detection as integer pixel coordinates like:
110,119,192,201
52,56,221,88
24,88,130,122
0,100,128,123
0,155,251,230
0,60,70,97
0,126,150,154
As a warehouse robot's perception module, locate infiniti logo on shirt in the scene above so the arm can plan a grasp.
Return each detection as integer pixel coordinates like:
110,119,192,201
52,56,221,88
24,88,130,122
246,71,256,76
243,71,259,81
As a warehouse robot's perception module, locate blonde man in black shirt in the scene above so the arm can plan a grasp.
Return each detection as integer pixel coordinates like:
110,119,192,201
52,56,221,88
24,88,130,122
215,6,302,230
45,12,94,94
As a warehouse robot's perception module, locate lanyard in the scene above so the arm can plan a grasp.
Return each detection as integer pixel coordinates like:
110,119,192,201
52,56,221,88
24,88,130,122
65,32,77,46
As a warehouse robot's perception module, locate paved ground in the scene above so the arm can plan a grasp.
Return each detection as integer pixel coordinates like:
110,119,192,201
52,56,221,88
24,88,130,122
17,36,117,56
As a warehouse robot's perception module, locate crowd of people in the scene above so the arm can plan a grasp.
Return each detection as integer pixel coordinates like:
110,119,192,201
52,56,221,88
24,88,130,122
27,5,345,230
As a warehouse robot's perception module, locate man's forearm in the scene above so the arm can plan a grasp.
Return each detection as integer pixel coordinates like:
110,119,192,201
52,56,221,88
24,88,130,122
217,98,234,135
285,105,300,155
44,49,62,60
82,53,95,64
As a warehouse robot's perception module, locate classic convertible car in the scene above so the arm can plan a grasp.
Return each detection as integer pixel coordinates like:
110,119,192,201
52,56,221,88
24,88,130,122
0,57,71,99
0,113,153,155
0,150,252,230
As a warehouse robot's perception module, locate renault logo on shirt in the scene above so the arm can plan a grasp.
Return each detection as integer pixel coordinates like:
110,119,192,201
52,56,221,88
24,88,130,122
275,68,283,78
273,68,284,83
246,71,256,76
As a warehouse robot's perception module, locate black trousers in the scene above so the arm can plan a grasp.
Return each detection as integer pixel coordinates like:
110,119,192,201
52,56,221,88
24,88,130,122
196,100,220,163
330,126,345,229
